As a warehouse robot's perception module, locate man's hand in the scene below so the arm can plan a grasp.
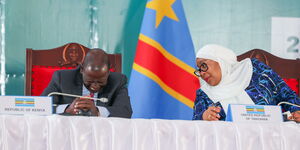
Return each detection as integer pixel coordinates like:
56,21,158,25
65,97,99,116
288,111,300,123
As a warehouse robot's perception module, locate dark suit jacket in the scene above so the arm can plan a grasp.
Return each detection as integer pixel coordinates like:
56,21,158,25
41,67,132,118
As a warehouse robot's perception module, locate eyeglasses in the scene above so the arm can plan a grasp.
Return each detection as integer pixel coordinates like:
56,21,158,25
194,62,208,77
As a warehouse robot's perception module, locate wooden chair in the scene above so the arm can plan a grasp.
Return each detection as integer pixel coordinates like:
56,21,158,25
25,43,122,96
237,49,300,96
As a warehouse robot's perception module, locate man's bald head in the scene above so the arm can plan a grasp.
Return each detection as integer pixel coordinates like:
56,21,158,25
82,49,110,72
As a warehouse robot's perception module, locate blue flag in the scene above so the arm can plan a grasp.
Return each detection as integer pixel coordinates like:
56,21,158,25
128,0,199,120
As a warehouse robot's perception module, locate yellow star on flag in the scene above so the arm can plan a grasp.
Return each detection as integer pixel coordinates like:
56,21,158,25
146,0,179,28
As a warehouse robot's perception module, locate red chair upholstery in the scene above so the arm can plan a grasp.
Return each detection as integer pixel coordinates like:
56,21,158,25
25,43,122,96
237,49,300,96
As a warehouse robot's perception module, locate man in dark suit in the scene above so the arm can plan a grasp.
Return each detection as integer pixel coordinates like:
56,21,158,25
41,49,132,118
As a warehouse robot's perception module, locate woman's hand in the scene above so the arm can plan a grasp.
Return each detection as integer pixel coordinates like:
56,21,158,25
288,111,300,123
202,106,221,121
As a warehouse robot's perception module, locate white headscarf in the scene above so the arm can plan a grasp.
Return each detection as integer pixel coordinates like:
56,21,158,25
196,44,254,113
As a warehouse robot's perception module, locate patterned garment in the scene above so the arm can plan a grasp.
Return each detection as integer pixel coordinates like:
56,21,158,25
193,58,300,120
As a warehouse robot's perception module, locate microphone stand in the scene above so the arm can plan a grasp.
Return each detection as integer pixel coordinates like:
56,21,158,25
277,102,300,122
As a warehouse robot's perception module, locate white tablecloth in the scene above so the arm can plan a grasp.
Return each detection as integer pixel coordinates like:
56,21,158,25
0,115,299,150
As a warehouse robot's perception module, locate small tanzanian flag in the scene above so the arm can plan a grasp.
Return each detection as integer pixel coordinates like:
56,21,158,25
15,98,35,107
246,105,265,114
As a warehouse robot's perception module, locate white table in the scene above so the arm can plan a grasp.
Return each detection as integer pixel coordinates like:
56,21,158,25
0,115,299,150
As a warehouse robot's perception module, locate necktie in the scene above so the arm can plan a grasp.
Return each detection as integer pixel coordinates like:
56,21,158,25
90,92,94,98
90,92,98,106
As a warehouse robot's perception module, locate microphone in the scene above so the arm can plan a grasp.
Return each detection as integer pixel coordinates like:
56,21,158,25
47,92,109,103
48,92,108,116
277,102,300,108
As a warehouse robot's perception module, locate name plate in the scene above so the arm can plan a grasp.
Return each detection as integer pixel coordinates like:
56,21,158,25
0,96,52,115
226,104,283,123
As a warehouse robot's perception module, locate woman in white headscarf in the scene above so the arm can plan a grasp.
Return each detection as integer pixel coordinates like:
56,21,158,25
193,44,300,122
